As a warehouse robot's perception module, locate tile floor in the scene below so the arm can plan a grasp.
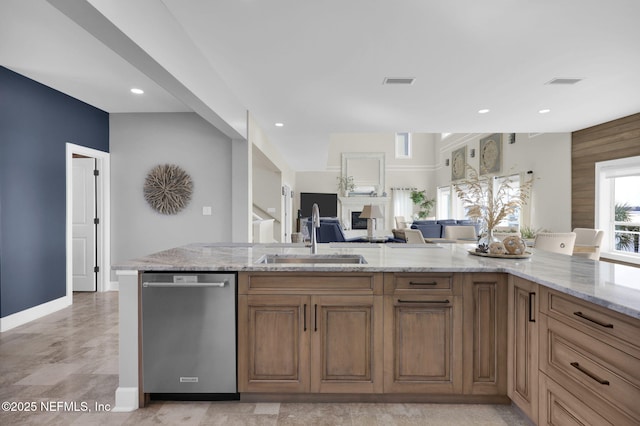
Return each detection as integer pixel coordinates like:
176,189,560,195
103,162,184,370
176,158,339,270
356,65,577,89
0,292,533,425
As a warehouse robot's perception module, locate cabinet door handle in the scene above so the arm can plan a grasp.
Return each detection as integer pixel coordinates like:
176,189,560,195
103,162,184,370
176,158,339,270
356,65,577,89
303,304,307,332
573,311,614,329
398,299,450,304
528,292,536,322
409,281,438,286
570,362,610,385
314,304,318,332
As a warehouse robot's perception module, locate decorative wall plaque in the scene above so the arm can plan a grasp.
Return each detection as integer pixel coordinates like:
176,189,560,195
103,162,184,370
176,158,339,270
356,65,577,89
143,164,193,215
479,133,502,175
451,146,467,181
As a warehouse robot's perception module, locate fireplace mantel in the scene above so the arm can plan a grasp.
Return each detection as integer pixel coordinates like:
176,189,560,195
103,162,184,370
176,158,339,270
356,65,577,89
338,196,389,230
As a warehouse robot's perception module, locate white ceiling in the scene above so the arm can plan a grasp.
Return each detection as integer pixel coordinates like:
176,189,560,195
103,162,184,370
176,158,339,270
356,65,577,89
2,1,639,171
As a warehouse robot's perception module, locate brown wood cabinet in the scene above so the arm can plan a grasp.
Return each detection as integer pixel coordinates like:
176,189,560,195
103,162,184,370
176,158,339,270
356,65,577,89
236,269,640,421
462,273,507,396
238,273,383,394
538,373,616,426
311,295,383,393
383,273,463,393
538,287,640,425
507,276,539,423
239,294,309,393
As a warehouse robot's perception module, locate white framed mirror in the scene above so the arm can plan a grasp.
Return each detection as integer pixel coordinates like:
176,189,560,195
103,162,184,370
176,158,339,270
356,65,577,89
341,152,385,195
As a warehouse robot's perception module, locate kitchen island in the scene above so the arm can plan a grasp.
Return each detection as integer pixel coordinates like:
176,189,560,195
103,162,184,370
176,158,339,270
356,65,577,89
113,243,640,425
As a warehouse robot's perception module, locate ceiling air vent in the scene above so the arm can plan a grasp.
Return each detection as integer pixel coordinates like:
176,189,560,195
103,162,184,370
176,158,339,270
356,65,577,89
383,77,415,85
546,78,583,85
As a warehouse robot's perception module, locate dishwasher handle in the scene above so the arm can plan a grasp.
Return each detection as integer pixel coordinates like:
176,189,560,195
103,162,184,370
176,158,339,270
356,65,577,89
142,281,227,288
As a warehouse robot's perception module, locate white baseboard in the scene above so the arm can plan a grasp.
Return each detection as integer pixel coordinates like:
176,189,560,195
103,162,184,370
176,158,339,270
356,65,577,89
0,295,71,332
108,280,119,291
112,387,139,412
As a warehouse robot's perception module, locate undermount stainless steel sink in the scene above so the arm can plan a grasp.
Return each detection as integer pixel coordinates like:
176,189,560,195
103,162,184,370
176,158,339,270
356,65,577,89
255,254,368,264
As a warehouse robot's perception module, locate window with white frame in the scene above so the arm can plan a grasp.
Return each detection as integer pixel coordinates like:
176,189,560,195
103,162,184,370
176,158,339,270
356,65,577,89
596,156,640,263
391,187,415,223
437,186,451,219
494,173,530,231
395,133,412,159
450,172,532,228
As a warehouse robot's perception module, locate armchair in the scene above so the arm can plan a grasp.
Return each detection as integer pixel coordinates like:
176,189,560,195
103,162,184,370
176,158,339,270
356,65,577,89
572,228,604,260
306,218,366,243
534,232,576,255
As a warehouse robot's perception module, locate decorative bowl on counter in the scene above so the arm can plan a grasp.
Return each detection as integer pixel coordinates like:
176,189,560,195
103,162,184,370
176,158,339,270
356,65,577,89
468,249,532,259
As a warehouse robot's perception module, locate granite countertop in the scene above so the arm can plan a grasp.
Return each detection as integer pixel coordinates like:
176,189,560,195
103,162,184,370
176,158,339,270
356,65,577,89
113,242,640,320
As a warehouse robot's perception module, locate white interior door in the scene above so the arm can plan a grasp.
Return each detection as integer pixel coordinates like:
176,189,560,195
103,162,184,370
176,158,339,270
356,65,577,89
72,157,96,291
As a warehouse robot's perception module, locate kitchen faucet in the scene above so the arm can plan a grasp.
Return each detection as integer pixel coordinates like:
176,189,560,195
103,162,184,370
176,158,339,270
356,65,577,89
310,203,320,254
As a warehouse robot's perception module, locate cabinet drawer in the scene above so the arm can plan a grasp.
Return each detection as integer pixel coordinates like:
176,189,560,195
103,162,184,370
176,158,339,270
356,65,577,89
540,288,640,354
539,373,624,426
384,273,453,293
240,273,381,294
540,315,640,421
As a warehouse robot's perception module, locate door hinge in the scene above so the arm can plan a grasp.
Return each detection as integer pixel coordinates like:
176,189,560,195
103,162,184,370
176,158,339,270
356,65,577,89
94,218,100,225
94,266,100,273
93,169,99,176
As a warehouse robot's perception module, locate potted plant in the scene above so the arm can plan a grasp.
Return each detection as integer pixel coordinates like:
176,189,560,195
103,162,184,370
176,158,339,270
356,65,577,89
410,190,435,219
337,175,355,197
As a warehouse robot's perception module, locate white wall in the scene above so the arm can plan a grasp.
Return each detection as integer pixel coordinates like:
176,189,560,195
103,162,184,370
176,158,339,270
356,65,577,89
296,133,436,230
436,133,572,232
248,114,296,241
110,113,233,278
252,148,282,241
297,132,572,233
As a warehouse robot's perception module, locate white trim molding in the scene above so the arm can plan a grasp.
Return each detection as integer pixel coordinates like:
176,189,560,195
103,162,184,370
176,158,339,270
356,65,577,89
112,387,139,412
0,296,70,332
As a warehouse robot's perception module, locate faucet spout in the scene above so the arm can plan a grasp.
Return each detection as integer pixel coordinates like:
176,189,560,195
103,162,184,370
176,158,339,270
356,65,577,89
311,203,320,254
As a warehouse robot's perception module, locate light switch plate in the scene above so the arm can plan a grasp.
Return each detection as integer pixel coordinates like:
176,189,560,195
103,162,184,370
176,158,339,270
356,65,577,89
202,206,212,216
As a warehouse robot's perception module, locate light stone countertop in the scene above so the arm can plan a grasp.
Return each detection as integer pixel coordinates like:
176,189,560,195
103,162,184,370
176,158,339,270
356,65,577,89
113,242,640,320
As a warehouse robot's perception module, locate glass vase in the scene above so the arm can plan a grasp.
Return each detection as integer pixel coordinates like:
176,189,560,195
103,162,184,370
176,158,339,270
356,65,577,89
477,228,501,253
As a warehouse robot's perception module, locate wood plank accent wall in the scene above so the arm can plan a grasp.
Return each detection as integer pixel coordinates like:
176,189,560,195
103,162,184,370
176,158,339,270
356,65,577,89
572,113,640,229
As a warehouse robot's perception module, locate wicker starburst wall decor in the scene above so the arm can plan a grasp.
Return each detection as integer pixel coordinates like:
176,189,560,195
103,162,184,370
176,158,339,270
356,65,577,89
143,164,193,215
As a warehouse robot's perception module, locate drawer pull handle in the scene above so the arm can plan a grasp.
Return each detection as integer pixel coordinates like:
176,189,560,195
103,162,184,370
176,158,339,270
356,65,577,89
570,362,610,385
303,304,307,332
398,299,450,304
573,311,614,329
314,304,318,332
528,292,536,323
409,281,438,286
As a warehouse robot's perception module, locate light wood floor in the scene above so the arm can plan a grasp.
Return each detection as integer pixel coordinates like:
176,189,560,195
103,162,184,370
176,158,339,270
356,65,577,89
0,292,533,425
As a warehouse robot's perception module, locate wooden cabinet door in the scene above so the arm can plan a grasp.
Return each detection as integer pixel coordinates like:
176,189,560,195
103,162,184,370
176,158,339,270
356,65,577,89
508,276,539,423
383,295,463,393
310,295,383,393
462,273,508,395
238,294,310,392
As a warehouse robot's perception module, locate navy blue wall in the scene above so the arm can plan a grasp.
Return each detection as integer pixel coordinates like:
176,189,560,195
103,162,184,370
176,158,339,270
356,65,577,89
0,67,109,318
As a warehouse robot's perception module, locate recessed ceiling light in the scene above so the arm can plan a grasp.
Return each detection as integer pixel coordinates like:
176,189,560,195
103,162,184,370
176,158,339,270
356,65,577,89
478,109,490,114
274,122,284,127
130,88,144,94
538,109,551,114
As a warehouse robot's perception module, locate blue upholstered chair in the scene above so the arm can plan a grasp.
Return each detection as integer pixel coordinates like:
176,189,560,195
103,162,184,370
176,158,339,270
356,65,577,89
411,223,443,238
411,219,481,239
306,218,366,243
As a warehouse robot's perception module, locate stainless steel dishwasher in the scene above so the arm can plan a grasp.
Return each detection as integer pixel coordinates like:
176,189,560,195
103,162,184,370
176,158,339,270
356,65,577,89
141,272,237,399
